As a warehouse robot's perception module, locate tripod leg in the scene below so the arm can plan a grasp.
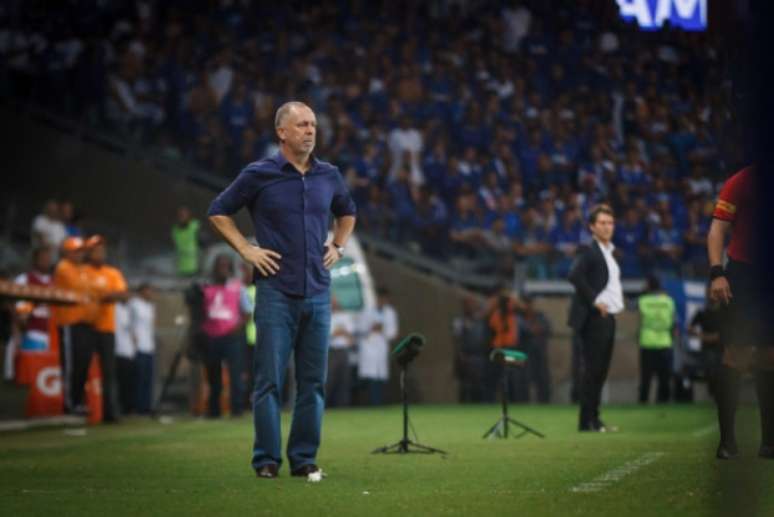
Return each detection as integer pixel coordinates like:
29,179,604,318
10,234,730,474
483,418,505,439
406,440,447,455
153,349,183,416
506,417,546,438
372,442,402,454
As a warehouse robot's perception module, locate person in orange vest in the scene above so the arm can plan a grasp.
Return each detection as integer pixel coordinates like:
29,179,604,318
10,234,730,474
83,235,130,422
485,286,527,402
53,236,98,415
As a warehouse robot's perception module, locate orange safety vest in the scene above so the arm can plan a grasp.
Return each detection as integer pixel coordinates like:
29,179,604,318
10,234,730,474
488,302,519,349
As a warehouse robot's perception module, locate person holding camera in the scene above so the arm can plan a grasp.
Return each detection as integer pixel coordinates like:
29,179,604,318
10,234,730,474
200,254,251,418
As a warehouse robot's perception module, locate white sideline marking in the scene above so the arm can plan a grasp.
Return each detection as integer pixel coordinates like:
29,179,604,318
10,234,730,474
691,424,716,438
0,415,85,432
570,452,665,493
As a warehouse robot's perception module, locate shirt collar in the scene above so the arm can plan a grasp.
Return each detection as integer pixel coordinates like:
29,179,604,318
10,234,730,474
594,237,615,253
274,151,319,173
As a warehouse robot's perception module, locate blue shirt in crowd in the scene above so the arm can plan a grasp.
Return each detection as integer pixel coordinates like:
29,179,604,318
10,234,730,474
651,226,683,250
549,222,582,252
614,221,648,256
208,152,357,297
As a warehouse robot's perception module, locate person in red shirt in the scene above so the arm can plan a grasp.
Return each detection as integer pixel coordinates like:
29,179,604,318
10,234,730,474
11,246,54,385
708,166,774,459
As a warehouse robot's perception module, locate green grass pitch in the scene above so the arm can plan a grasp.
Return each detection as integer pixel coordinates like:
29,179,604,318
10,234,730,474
1,404,772,516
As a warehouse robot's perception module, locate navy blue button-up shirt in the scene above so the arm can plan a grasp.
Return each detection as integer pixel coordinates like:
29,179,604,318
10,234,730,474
208,152,357,297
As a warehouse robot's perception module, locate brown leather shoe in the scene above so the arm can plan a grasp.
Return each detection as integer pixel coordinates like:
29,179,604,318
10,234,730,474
291,464,320,477
256,464,279,479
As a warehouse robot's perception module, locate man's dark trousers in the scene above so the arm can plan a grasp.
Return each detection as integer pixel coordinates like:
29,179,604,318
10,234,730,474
326,348,351,407
95,331,118,421
59,323,96,413
639,348,672,403
205,334,244,417
579,311,615,427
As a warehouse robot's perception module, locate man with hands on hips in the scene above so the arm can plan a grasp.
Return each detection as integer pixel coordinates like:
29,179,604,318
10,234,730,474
208,101,356,479
567,204,623,433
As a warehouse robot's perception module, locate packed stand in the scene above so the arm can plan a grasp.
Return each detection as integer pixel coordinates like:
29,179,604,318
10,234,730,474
1,1,744,279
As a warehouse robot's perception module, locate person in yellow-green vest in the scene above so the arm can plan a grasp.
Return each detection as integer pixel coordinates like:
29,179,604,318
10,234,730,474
637,276,676,404
172,206,201,277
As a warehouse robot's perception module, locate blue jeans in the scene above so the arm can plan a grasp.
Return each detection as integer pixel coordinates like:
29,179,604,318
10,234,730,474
251,284,331,471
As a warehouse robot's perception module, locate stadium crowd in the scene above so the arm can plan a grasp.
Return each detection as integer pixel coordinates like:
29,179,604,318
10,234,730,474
1,0,742,282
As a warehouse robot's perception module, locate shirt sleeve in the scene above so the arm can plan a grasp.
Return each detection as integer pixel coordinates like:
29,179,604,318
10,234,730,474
384,307,399,341
54,262,76,289
13,274,28,311
112,269,128,292
128,299,138,334
713,172,742,222
330,169,357,217
208,167,261,216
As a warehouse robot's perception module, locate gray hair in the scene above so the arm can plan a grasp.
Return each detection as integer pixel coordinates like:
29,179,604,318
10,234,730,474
274,101,311,128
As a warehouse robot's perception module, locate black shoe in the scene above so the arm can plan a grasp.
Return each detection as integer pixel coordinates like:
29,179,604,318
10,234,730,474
291,464,320,477
255,464,279,479
716,443,739,460
759,445,774,459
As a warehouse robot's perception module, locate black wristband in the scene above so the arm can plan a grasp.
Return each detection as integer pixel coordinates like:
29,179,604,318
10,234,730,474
709,265,725,280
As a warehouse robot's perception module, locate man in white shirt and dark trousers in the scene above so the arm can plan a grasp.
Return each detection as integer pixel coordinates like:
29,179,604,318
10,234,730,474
129,283,156,415
568,205,623,432
114,300,136,415
358,288,399,405
326,297,355,407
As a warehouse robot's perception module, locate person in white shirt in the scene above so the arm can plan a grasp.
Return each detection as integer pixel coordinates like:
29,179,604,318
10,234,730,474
367,288,399,342
501,5,531,53
567,204,623,433
358,288,399,405
31,200,67,252
129,283,156,415
114,300,136,415
387,116,424,186
326,297,356,407
208,49,234,105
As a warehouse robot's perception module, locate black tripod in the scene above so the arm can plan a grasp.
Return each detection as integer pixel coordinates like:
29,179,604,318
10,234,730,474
152,338,185,417
372,366,446,455
483,364,545,439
